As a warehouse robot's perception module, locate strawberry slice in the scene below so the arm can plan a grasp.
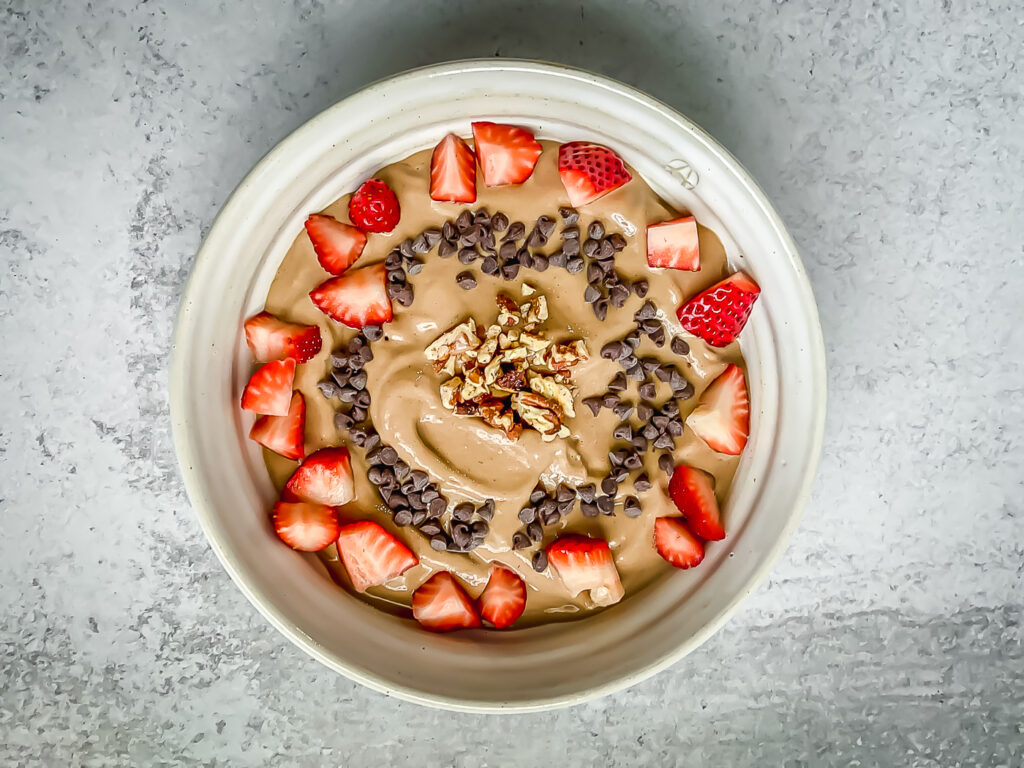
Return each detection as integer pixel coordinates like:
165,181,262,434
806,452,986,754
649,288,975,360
647,216,700,271
243,311,322,363
546,534,624,607
272,500,340,551
677,272,761,347
249,391,305,460
284,446,355,506
335,520,418,593
471,121,542,186
304,213,367,276
412,571,481,632
477,564,526,629
430,133,477,203
241,358,296,416
653,517,706,569
668,465,725,540
557,142,632,206
685,364,749,455
309,262,393,329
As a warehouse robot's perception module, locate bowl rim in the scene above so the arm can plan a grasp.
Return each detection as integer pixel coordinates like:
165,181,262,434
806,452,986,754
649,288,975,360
170,58,827,713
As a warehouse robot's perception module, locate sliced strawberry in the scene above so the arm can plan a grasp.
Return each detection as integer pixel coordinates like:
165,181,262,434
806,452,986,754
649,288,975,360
685,364,749,455
348,178,400,233
546,534,624,607
677,272,761,347
557,142,632,206
668,465,724,540
471,121,542,186
284,446,355,506
304,213,367,275
272,500,340,551
412,571,481,632
241,358,296,416
647,216,700,271
477,564,526,629
243,311,322,363
249,391,305,460
430,133,477,203
335,520,418,593
309,262,393,329
653,517,706,569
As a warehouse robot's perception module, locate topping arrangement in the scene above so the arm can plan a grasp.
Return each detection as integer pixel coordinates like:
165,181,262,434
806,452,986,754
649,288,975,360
237,122,762,632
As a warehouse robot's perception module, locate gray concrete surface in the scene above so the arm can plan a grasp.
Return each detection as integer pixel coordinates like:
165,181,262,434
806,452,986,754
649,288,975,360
1,0,1022,765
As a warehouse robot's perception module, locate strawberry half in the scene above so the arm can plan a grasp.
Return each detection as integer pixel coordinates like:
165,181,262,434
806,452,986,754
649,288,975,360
685,364,749,455
412,571,481,632
546,534,624,607
653,517,706,569
647,216,700,271
309,262,393,329
284,446,355,506
557,142,632,207
335,520,418,593
477,564,526,629
241,358,296,416
243,311,322,363
249,391,305,460
272,500,340,551
668,465,725,540
348,179,400,233
471,121,542,186
430,133,477,203
677,272,761,347
304,213,367,275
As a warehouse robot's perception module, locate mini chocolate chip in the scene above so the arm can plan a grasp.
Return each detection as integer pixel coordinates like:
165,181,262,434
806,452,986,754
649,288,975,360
605,272,621,288
542,251,563,269
533,254,550,271
479,499,495,520
653,414,670,430
608,372,628,391
359,345,373,362
610,284,630,307
598,258,615,274
387,267,406,284
409,470,429,491
386,282,404,299
532,550,548,572
429,497,447,518
363,324,383,342
669,369,687,391
438,240,458,258
349,427,369,446
421,521,442,536
400,239,417,258
624,496,642,517
566,257,585,274
562,237,581,257
330,352,349,369
602,393,621,410
491,212,509,232
601,341,622,360
562,225,580,239
636,403,654,422
623,332,641,349
667,419,684,437
337,387,357,403
641,319,662,336
350,405,368,422
458,247,478,265
559,206,578,223
538,498,557,517
619,348,637,365
501,262,520,280
588,221,605,239
573,483,595,504
635,301,657,321
520,250,535,269
597,495,614,514
675,381,695,400
581,501,600,517
367,466,384,485
587,263,604,284
639,382,657,400
658,454,675,474
642,423,660,440
378,446,398,466
364,432,381,452
634,473,652,492
519,506,537,524
541,507,560,526
613,402,634,420
592,297,609,320
631,434,649,452
504,221,526,241
335,411,354,431
355,391,371,408
512,531,531,550
556,483,576,502
627,363,645,382
609,448,628,466
527,521,543,543
670,337,691,356
597,239,615,260
347,371,367,391
411,234,429,254
632,280,649,297
582,238,599,258
655,366,672,383
396,286,414,306
654,433,675,450
452,522,471,548
537,215,556,237
442,221,457,240
456,211,473,231
452,502,474,522
394,509,413,526
584,284,602,303
624,452,643,470
471,519,489,538
526,228,547,249
608,233,627,251
480,255,499,275
423,228,442,247
409,497,425,513
583,396,603,416
456,271,477,290
499,241,517,261
317,381,339,399
649,326,667,346
601,476,618,495
430,534,449,551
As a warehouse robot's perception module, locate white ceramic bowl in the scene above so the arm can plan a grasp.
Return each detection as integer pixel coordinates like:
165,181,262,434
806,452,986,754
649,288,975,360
170,60,826,712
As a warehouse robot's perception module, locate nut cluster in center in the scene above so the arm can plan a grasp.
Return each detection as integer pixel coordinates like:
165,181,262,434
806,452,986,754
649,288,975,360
425,288,589,441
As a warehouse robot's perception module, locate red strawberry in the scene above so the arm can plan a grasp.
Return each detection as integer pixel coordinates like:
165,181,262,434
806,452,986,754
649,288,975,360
557,142,632,206
471,121,542,186
284,447,354,506
335,520,418,593
309,263,393,329
412,571,481,632
348,179,400,233
304,213,367,275
430,133,477,203
241,358,296,416
243,311,322,363
685,364,749,455
477,564,526,629
647,216,700,271
249,391,305,460
677,272,760,347
653,517,706,569
272,500,340,551
668,465,725,540
546,534,624,607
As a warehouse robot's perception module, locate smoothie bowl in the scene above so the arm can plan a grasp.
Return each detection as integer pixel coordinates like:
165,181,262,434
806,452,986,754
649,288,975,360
170,60,826,711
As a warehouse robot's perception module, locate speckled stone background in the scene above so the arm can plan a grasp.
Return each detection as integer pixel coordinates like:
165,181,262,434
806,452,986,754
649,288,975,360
2,0,1022,765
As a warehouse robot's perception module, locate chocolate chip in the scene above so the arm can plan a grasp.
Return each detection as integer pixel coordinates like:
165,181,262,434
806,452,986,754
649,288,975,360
387,267,406,284
675,381,695,400
624,496,642,517
642,422,659,440
583,396,603,416
608,233,627,251
421,487,439,504
631,435,649,452
504,221,526,241
654,433,674,450
566,257,585,274
438,240,458,258
562,237,581,258
596,239,615,260
442,220,458,240
649,326,666,347
639,382,657,400
386,280,404,296
430,534,449,551
587,263,604,284
456,210,473,231
455,271,477,290
519,506,536,524
364,432,381,453
394,509,413,526
597,495,614,514
624,452,643,470
456,248,476,265
471,519,489,538
317,381,339,399
532,550,548,572
538,498,557,518
527,521,543,543
480,255,499,276
387,251,405,269
602,393,621,410
657,453,674,474
519,250,535,269
494,241,514,261
634,301,657,322
398,286,415,306
533,254,550,271
608,372,628,391
581,501,599,517
559,206,578,224
623,332,641,349
626,279,647,298
601,476,618,495
416,520,439,537
397,239,415,259
634,404,653,423
429,496,447,518
501,262,520,280
667,419,684,437
583,284,602,303
545,250,565,269
473,209,492,226
411,505,427,522
588,221,605,239
540,506,560,526
479,499,495,520
627,363,645,382
450,502,473,522
601,341,622,360
667,336,691,356
335,411,354,431
374,446,396,466
337,387,357,404
606,272,621,288
654,366,672,383
350,405,368,422
609,448,628,466
359,345,373,362
512,531,531,550
537,215,556,237
582,238,599,258
633,473,652,493
640,321,660,337
410,234,428,254
359,325,382,344
556,483,576,503
610,284,630,307
592,297,609,320
355,391,371,408
613,402,634,420
490,212,509,232
452,522,471,548
562,225,580,240
366,466,384,485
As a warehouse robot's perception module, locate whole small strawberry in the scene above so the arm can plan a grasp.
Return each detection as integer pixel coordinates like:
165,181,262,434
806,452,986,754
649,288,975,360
348,179,400,233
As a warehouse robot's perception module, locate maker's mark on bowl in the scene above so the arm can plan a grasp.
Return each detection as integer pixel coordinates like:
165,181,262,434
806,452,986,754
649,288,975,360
665,159,699,190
